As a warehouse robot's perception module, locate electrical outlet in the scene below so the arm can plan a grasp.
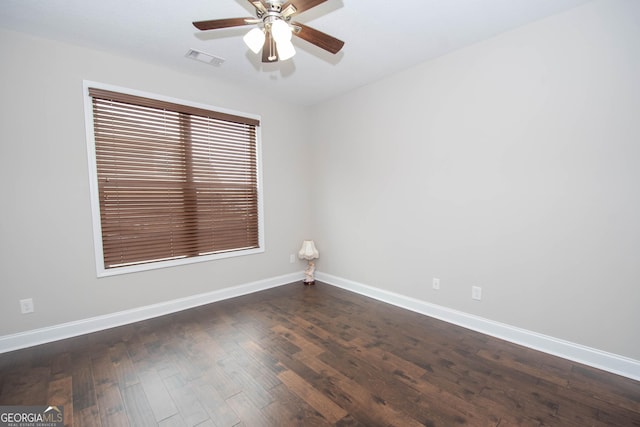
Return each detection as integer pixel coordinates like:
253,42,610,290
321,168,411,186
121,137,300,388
20,298,34,314
432,278,440,290
472,286,482,301
289,254,296,263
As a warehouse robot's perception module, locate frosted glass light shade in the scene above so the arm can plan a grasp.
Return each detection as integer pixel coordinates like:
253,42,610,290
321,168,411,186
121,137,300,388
243,28,265,54
298,240,319,260
271,19,292,43
276,39,296,61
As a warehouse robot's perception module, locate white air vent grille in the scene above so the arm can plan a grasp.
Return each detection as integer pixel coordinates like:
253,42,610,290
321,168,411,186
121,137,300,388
185,49,225,66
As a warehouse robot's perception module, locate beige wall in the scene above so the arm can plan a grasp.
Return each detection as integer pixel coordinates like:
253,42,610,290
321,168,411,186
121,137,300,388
309,0,640,360
1,0,638,363
0,29,313,335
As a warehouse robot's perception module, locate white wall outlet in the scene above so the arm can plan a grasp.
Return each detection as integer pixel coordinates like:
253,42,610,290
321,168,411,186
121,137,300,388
472,286,482,301
289,254,296,263
432,278,440,290
20,298,34,314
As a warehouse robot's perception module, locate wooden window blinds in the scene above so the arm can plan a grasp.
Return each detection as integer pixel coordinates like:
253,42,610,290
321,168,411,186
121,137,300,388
88,88,261,270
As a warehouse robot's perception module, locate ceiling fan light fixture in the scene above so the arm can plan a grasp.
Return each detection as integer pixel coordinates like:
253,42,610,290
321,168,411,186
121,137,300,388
270,18,292,43
243,27,265,54
276,38,296,60
193,0,343,64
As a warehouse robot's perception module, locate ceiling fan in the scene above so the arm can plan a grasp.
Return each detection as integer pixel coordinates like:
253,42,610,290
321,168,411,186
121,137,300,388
193,0,344,63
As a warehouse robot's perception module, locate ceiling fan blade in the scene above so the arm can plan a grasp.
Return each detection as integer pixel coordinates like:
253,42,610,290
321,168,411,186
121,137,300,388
261,30,279,63
291,22,344,54
282,0,327,16
193,17,255,31
248,0,267,14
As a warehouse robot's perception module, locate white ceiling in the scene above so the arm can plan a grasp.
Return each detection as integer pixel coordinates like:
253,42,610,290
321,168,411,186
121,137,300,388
0,0,592,106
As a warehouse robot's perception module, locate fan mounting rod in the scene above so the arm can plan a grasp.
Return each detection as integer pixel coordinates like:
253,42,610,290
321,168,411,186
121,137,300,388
255,1,296,22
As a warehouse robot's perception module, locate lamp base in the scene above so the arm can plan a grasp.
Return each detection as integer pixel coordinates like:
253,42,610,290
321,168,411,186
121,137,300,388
303,260,316,286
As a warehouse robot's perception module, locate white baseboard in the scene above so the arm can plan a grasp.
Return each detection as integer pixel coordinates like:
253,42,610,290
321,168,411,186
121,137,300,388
3,271,638,382
0,272,302,354
316,272,640,382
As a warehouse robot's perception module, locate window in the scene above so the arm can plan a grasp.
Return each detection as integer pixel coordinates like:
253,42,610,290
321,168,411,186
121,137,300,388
84,82,263,276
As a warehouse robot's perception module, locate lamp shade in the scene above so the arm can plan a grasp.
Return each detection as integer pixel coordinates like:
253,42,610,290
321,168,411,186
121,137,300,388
243,28,265,54
298,240,319,260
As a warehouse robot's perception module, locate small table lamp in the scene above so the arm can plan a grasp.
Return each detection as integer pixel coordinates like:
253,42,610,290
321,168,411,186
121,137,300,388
298,240,319,285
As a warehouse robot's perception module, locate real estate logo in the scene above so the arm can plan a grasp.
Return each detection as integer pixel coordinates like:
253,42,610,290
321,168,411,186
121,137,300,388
0,406,63,427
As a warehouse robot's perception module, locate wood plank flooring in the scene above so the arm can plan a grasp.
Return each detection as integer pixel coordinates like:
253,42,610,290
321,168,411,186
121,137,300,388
0,282,638,426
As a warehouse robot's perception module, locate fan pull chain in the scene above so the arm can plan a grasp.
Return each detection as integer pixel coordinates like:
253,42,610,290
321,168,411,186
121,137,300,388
268,32,277,61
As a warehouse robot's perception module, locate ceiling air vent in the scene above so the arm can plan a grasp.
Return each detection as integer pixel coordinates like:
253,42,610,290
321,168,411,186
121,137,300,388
185,49,225,66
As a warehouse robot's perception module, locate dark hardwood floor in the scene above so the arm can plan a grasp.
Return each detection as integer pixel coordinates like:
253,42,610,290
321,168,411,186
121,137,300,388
0,282,638,426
